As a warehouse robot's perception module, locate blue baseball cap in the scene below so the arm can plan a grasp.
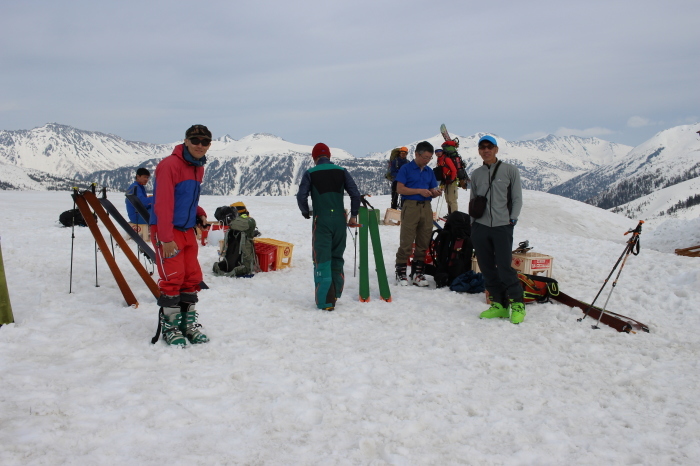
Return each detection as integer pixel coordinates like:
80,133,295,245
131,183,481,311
478,135,498,146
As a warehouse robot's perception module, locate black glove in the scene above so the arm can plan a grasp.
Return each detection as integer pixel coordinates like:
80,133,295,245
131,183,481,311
302,212,310,219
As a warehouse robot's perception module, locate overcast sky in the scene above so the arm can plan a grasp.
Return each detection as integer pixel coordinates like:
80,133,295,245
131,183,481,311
1,0,698,155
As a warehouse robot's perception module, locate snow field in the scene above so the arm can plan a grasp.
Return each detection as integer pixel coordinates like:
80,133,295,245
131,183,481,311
0,191,699,465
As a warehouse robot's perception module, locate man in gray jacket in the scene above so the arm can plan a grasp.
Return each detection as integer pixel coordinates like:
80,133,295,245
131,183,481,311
470,135,525,324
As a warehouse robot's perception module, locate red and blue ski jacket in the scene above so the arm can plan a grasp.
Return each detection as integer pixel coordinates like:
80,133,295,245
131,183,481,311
150,144,207,243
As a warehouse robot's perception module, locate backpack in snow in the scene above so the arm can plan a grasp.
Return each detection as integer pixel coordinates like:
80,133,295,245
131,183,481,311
59,208,89,227
214,205,237,225
213,215,259,277
385,148,403,181
428,211,473,288
518,273,559,303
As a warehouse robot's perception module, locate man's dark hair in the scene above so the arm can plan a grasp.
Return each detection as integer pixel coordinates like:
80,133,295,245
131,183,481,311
415,141,434,155
136,168,151,177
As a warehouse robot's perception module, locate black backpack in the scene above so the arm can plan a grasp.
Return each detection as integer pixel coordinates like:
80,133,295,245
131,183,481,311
214,205,237,225
59,208,89,227
428,211,473,288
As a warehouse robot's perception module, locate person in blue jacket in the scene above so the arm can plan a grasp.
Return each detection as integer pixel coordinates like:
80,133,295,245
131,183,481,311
125,167,153,224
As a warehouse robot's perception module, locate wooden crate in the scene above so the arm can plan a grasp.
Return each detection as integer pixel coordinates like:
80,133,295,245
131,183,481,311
511,252,553,277
472,252,554,278
254,238,294,270
383,208,401,226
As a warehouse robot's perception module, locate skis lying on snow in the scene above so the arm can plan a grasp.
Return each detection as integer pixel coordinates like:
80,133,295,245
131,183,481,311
358,196,391,303
551,292,649,334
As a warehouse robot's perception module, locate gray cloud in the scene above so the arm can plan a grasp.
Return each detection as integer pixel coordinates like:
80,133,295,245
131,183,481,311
1,0,698,155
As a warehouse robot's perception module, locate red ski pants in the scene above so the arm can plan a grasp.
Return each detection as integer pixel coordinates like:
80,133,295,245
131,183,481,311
150,226,202,303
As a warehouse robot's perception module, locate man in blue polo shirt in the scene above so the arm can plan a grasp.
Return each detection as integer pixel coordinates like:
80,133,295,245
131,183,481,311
394,141,442,286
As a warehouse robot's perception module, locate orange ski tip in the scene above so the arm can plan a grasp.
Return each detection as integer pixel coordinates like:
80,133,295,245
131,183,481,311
381,297,392,303
359,296,370,302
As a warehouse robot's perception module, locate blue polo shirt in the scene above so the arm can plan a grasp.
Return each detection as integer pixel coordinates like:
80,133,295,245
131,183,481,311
395,160,438,202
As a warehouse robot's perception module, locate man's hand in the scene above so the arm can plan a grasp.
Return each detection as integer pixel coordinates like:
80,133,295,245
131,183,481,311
347,216,361,228
196,215,210,230
510,218,518,226
161,241,179,258
430,187,443,198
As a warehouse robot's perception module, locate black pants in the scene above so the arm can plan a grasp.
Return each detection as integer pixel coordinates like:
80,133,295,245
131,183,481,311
471,222,523,305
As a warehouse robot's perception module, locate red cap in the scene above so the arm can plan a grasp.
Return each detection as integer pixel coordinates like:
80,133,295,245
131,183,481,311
312,143,331,160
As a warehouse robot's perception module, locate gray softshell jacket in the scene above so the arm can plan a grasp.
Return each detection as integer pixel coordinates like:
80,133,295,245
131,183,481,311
469,160,523,227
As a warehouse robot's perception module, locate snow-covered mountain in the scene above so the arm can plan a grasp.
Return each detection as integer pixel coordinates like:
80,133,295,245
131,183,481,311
0,160,78,191
610,176,700,225
0,123,171,178
2,122,698,219
549,125,700,211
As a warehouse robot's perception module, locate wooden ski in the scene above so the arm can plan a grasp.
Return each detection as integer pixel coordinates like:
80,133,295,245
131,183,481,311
73,192,139,307
83,190,161,300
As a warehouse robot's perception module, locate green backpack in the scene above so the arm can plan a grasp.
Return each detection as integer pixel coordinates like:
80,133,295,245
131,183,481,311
213,215,259,277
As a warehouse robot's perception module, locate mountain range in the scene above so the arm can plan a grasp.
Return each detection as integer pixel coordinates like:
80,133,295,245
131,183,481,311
0,122,698,220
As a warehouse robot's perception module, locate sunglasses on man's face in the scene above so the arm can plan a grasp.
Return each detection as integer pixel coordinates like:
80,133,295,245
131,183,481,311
478,143,495,150
189,137,211,146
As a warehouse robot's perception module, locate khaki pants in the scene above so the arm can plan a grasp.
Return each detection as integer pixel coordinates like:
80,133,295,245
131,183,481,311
445,181,458,214
396,200,434,265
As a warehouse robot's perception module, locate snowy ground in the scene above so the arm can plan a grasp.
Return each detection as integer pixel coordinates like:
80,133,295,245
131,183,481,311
1,190,699,465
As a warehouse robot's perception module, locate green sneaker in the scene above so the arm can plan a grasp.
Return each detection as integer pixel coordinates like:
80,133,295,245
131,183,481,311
180,304,209,344
160,307,188,346
479,302,509,319
510,301,526,324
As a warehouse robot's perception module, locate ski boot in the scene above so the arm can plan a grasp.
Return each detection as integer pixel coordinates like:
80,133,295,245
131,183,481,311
479,301,510,319
160,306,188,346
509,300,526,324
395,264,408,286
411,261,429,287
180,303,209,344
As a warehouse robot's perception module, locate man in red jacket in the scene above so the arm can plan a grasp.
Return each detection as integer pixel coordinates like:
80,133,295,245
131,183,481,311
150,124,210,346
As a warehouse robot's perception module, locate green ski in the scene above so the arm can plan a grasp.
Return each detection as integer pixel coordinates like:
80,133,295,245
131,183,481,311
358,196,392,303
0,234,14,325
